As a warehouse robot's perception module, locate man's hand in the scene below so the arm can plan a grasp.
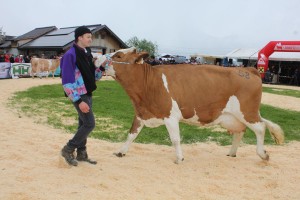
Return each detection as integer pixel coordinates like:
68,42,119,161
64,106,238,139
79,101,90,113
101,59,108,67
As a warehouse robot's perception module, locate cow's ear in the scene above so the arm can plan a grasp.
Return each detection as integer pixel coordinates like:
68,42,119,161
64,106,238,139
112,51,125,59
135,52,149,63
134,52,149,64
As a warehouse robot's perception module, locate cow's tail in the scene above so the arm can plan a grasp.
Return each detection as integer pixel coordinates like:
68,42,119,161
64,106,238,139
261,117,284,144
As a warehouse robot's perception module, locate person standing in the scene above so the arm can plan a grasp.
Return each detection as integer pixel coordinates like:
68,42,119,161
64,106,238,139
10,55,15,63
14,55,20,63
24,55,30,63
60,26,106,166
0,54,4,62
4,54,9,62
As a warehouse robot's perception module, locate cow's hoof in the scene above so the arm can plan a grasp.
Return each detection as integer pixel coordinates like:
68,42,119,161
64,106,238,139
174,158,184,164
114,152,125,157
227,154,236,157
258,151,269,161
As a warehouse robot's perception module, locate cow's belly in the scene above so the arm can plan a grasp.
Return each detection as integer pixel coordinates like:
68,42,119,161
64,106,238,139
181,96,247,133
139,95,247,133
208,113,246,133
205,96,247,132
180,113,203,126
141,118,164,128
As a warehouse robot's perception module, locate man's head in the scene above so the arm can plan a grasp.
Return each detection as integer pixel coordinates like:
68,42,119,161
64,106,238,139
74,26,92,48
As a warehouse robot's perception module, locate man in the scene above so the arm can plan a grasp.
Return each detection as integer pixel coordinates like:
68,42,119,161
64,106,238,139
60,26,106,166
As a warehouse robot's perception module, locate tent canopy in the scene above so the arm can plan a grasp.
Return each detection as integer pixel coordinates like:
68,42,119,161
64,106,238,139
226,48,300,62
226,48,258,60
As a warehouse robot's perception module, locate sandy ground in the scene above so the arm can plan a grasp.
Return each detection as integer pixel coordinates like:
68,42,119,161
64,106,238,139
0,78,300,200
261,84,300,111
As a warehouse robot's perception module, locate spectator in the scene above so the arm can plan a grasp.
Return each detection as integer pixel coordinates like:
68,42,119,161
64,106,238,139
264,68,272,83
270,65,279,84
289,69,299,86
24,55,30,63
4,54,10,62
14,55,20,63
19,55,24,63
0,54,4,62
10,55,14,63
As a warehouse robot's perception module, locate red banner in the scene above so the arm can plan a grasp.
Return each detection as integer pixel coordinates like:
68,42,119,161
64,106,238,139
257,41,300,78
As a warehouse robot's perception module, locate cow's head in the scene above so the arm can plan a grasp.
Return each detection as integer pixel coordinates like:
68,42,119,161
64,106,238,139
98,48,149,77
112,50,149,65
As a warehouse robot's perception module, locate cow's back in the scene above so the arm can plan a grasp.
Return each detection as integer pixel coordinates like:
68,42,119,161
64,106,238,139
155,65,262,123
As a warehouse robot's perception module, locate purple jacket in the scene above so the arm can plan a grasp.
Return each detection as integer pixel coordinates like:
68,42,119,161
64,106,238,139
61,46,102,102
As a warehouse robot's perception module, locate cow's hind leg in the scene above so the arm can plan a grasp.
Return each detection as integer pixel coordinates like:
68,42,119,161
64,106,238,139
227,132,244,157
164,117,184,164
247,122,269,160
115,116,144,157
217,112,245,157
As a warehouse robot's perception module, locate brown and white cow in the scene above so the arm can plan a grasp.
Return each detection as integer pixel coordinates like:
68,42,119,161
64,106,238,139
99,48,284,164
30,58,60,78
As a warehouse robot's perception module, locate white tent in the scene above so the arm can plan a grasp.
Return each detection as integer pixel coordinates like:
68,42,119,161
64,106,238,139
226,48,258,60
227,48,300,62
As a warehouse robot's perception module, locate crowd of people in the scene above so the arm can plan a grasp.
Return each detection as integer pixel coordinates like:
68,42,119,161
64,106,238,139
0,53,62,63
0,54,31,63
264,65,300,86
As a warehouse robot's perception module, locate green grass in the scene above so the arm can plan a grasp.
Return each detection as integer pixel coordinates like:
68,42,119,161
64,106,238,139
263,86,300,98
9,81,300,146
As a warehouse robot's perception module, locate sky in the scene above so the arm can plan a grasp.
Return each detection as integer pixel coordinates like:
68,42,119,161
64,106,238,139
1,0,300,56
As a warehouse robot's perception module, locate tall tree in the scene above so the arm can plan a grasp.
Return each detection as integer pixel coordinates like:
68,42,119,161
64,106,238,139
126,36,158,57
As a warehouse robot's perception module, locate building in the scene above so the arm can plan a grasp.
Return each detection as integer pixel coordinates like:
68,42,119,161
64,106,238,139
18,24,127,57
0,24,128,58
0,35,16,54
1,26,57,55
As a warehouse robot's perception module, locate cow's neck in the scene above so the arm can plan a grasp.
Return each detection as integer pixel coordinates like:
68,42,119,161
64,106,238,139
114,63,154,103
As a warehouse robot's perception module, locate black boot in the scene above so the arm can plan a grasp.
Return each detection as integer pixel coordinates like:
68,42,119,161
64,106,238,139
76,149,97,165
61,145,78,166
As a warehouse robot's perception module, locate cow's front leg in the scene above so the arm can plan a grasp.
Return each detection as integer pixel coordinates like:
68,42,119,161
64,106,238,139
115,116,144,157
164,117,184,164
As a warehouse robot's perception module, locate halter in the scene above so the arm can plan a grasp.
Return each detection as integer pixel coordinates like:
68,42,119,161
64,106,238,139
112,61,130,64
101,54,131,71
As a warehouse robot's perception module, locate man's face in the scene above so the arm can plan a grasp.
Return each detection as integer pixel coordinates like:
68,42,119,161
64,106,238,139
78,33,92,47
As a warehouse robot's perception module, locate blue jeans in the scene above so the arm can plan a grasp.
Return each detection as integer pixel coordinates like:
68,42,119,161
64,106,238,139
67,94,95,150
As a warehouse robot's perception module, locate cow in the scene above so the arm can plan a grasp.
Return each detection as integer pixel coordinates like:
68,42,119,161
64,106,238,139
30,58,60,78
96,48,284,164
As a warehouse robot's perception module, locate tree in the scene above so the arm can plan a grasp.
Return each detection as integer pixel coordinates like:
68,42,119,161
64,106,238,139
126,36,158,57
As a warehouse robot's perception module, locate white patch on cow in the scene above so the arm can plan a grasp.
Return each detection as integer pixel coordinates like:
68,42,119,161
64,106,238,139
181,109,201,126
162,73,169,93
164,99,184,163
246,121,269,159
169,99,183,120
120,133,138,153
217,96,260,130
207,96,246,132
116,118,145,156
